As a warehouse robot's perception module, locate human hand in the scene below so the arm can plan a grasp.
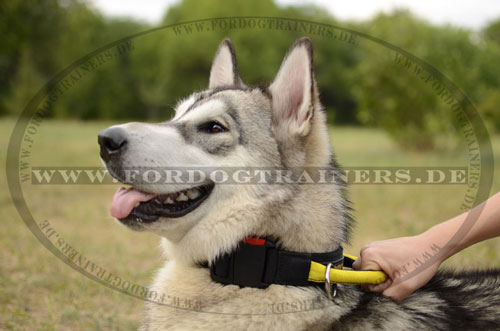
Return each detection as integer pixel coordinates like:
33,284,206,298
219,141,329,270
352,233,442,301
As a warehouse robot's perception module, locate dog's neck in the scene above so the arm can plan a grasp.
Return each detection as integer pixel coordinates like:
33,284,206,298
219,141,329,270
263,109,350,253
263,179,348,252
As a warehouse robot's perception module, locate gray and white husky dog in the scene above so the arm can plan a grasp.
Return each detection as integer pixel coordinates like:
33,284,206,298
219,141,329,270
98,38,500,330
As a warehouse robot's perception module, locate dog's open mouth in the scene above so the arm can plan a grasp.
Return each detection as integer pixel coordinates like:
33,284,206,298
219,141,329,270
110,183,215,223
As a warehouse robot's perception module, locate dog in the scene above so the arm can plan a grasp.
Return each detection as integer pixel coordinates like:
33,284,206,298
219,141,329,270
98,38,500,330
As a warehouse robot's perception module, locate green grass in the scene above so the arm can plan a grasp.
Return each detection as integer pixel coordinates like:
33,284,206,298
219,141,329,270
1,118,499,329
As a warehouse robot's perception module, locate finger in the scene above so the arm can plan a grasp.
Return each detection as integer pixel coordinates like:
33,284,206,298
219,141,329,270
364,279,392,293
382,281,414,302
359,260,382,272
352,257,381,271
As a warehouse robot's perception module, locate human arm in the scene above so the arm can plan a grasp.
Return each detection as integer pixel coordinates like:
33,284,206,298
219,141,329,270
352,192,500,301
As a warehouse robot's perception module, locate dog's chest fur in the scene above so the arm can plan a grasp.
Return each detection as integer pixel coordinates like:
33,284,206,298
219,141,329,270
141,261,358,331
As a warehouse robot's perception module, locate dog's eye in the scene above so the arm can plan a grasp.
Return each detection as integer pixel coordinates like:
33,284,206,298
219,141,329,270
198,121,228,134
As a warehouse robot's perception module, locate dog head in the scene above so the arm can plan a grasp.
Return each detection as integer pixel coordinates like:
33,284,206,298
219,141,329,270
98,38,350,264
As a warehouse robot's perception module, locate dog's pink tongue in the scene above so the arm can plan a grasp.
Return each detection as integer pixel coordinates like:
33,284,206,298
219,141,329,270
110,187,156,219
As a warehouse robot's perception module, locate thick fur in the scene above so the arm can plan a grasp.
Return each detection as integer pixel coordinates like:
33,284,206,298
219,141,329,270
101,38,500,330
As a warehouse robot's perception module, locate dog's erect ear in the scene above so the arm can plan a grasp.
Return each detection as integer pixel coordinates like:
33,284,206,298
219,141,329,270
209,38,244,89
269,37,315,136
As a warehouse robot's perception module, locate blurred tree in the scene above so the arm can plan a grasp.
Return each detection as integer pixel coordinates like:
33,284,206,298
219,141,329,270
0,0,66,115
476,18,500,133
478,89,500,132
1,0,499,149
4,51,46,116
484,18,500,46
353,10,499,149
1,0,146,118
128,0,359,123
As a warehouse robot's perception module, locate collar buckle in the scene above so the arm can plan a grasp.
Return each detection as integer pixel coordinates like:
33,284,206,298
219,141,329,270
324,263,337,299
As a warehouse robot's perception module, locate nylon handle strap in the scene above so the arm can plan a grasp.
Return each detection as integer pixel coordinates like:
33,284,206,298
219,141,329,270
308,255,388,285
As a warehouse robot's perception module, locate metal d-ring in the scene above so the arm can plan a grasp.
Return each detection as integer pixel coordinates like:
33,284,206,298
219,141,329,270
325,263,337,300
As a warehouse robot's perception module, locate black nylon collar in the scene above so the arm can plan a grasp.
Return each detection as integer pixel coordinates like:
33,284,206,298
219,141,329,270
209,238,344,288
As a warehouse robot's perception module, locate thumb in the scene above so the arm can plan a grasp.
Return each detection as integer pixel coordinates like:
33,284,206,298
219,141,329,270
352,257,361,270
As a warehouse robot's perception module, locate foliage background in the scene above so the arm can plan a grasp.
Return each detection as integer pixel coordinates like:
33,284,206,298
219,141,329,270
2,0,500,148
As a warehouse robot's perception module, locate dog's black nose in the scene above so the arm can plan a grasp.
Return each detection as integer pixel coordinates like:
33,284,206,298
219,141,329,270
98,127,127,161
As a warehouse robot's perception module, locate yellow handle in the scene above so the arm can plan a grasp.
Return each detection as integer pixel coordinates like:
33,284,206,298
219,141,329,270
308,261,387,285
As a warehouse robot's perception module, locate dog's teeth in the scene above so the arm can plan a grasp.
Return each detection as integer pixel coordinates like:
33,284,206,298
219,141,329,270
176,192,188,201
186,189,200,200
134,202,140,207
164,197,174,204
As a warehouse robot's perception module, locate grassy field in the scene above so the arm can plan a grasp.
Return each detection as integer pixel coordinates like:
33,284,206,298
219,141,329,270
1,117,499,330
